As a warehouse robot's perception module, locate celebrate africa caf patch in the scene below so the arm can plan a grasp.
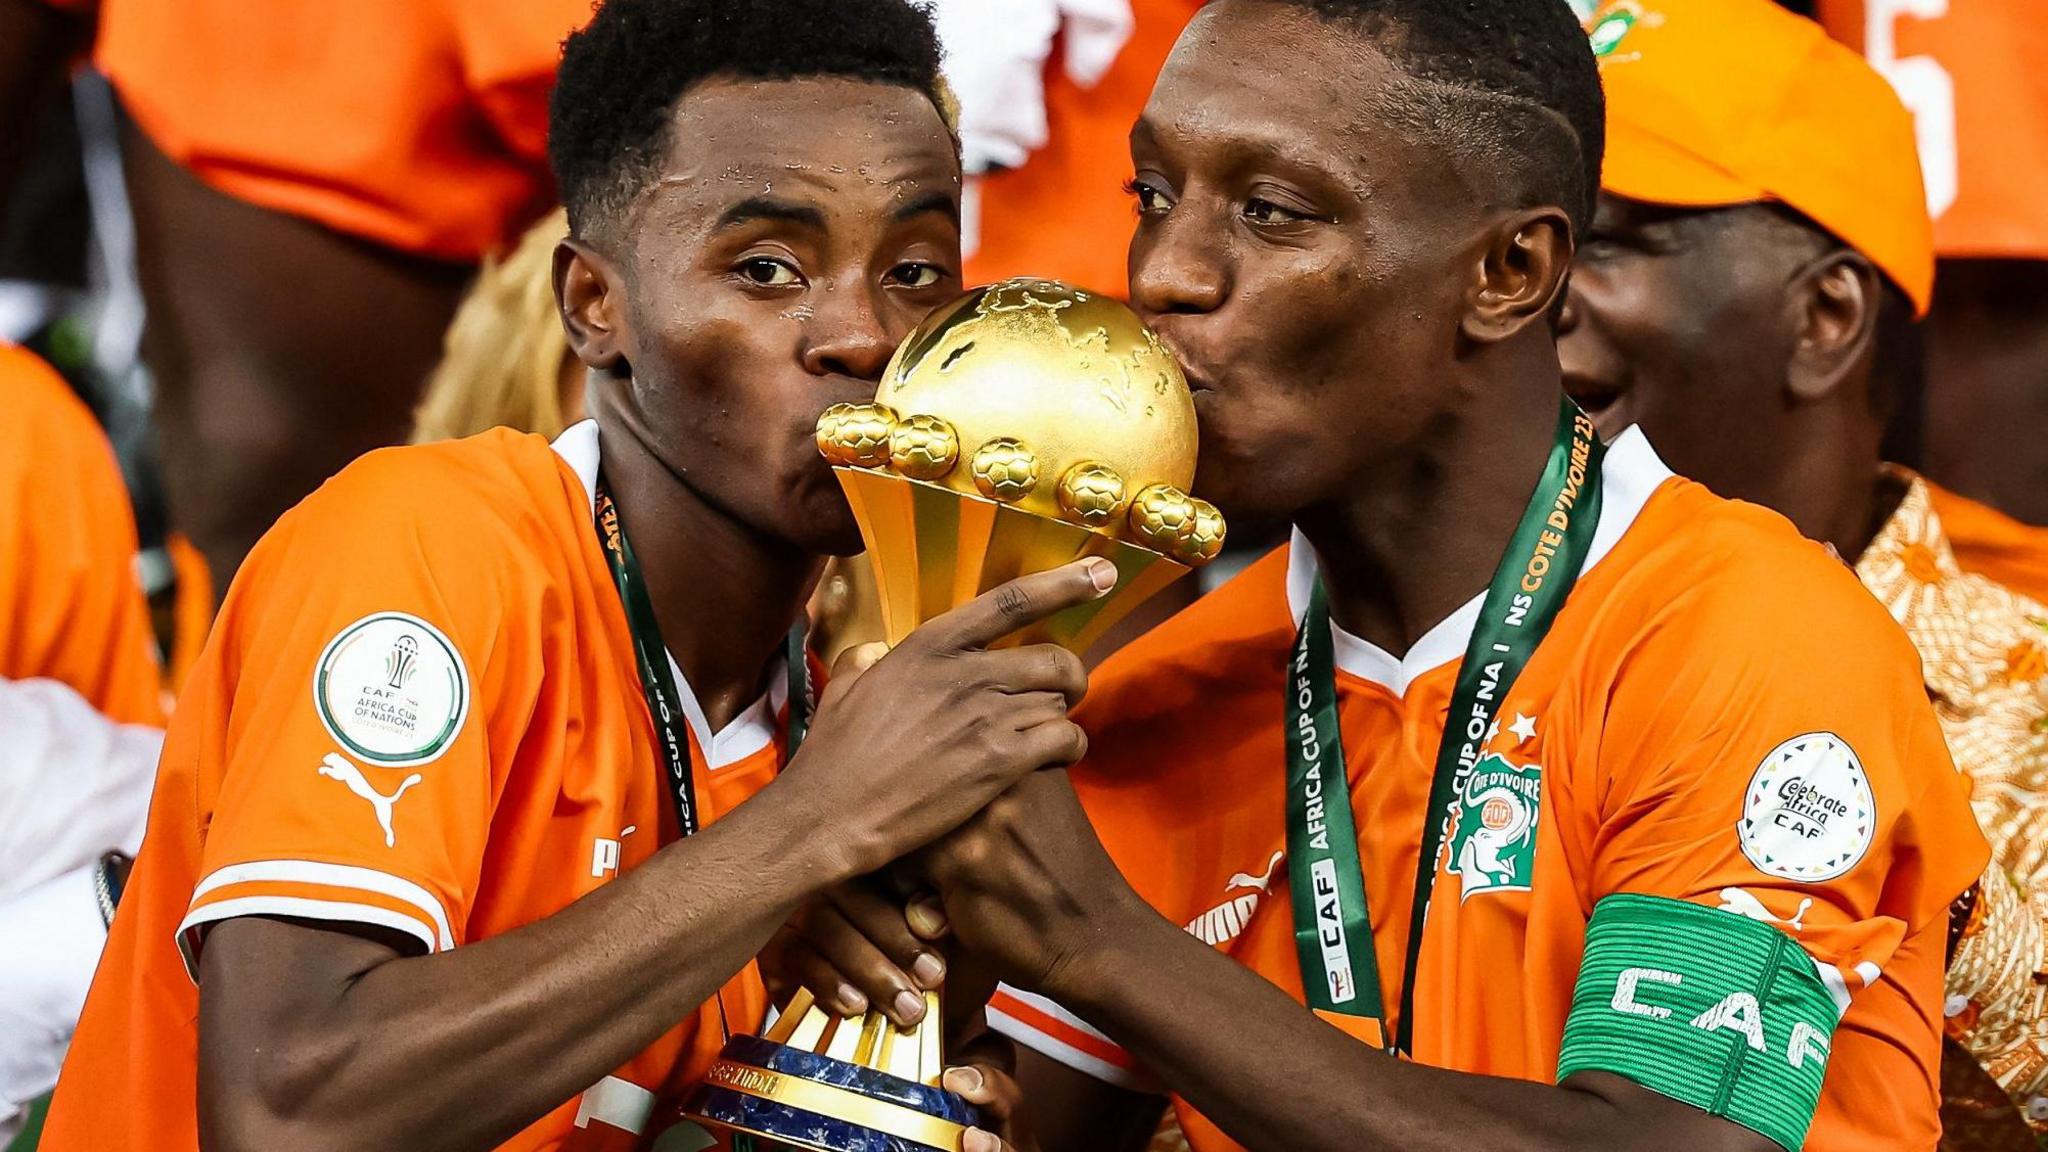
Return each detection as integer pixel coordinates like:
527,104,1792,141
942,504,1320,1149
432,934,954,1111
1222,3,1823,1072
1448,753,1543,900
1737,733,1875,883
313,612,471,768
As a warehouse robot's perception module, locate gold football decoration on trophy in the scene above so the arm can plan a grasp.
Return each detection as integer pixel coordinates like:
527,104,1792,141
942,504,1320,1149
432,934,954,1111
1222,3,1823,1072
817,401,897,468
1179,498,1228,564
1056,462,1129,528
1129,483,1199,552
889,413,960,481
969,437,1040,503
763,280,1230,1152
874,278,1197,527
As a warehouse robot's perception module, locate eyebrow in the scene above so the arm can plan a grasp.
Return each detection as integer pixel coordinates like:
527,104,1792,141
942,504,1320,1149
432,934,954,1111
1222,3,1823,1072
714,196,827,231
893,190,961,226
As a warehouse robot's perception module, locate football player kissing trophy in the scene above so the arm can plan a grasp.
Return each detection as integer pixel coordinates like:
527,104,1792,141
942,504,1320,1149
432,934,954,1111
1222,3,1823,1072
681,278,1223,1150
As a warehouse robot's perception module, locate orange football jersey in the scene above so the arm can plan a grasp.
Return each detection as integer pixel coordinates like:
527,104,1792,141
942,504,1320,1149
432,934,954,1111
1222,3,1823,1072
992,429,1986,1152
1924,481,2048,606
964,0,1204,295
1817,0,2048,258
42,422,790,1151
96,0,590,261
0,342,161,726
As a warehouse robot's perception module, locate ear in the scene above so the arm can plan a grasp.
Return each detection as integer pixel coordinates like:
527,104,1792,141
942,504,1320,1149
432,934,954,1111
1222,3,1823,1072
1785,250,1880,405
554,238,631,377
1461,207,1574,344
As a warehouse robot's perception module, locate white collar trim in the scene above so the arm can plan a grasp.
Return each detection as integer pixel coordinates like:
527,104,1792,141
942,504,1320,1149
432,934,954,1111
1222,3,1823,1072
550,420,782,768
1283,424,1672,695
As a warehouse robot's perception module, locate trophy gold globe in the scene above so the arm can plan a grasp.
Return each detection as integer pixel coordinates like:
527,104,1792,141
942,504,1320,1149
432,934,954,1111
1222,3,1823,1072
681,278,1222,1151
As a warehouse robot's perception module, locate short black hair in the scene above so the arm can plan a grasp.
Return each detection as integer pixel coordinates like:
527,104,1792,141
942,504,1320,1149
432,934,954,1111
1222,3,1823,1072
1253,0,1605,235
549,0,950,241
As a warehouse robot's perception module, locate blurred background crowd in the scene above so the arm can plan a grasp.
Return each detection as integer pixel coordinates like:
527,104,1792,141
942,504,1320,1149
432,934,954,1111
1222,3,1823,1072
1,0,2044,1148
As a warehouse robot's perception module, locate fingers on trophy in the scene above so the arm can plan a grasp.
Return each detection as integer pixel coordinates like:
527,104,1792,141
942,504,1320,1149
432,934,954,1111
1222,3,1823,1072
682,279,1224,1150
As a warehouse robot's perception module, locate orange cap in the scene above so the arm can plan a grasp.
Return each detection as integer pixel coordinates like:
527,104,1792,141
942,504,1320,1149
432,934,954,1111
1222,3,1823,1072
1588,0,1935,315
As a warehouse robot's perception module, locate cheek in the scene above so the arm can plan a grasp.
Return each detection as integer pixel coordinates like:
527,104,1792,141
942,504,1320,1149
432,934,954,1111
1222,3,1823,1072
631,302,804,480
1193,284,1418,509
1596,270,1741,383
652,306,792,420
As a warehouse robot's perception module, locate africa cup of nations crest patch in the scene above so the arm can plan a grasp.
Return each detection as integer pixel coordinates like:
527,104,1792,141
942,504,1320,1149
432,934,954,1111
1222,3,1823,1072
1738,733,1875,883
1448,753,1543,900
313,612,471,768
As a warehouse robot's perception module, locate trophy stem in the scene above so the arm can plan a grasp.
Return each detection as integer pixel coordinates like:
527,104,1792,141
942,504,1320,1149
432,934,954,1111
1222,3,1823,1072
835,467,1195,655
768,994,945,1087
683,990,973,1150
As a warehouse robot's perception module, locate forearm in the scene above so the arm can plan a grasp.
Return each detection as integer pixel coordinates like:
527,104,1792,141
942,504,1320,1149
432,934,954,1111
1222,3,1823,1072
1057,905,1662,1152
203,781,847,1152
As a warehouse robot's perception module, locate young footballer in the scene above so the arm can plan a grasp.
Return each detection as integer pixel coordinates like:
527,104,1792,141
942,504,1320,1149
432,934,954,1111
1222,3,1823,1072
41,3,1092,1150
800,3,1986,1150
1558,0,2048,1134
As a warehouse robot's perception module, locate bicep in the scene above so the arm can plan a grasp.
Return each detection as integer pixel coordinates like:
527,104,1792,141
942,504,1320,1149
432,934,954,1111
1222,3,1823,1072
1013,1044,1166,1152
1573,580,1982,1148
184,494,532,971
1559,1070,1780,1152
196,917,409,1144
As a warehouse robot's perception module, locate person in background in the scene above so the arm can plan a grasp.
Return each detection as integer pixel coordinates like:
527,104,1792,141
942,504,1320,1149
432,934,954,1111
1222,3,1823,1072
788,1,1984,1148
942,0,1203,296
1558,1,2048,1143
39,2,1071,1148
0,341,159,724
0,0,595,597
0,340,162,1145
1917,490,2048,606
0,677,161,1148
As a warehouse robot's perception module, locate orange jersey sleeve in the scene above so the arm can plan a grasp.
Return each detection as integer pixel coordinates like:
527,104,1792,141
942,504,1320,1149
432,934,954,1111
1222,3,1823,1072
0,343,162,726
173,443,554,967
1560,525,1987,1149
97,0,590,261
965,0,1204,294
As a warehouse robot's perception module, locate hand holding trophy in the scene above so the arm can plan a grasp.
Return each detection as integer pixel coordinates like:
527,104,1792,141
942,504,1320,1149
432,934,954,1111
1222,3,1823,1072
682,279,1222,1151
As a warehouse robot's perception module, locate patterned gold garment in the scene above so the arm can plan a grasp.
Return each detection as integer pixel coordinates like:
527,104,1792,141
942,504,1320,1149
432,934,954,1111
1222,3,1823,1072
1857,471,2048,1128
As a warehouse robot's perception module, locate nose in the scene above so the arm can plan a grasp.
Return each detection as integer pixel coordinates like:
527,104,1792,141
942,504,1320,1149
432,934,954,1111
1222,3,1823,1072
1129,210,1229,319
801,283,896,382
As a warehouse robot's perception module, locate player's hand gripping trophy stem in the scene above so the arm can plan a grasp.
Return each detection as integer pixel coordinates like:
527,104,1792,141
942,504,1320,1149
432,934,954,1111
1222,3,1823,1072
782,557,1112,883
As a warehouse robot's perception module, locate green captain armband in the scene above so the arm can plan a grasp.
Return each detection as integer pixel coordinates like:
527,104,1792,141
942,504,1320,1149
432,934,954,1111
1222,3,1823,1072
1557,893,1841,1151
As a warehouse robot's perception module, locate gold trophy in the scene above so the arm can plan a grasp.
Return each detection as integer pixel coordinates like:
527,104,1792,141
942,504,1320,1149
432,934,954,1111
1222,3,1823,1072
681,278,1221,1151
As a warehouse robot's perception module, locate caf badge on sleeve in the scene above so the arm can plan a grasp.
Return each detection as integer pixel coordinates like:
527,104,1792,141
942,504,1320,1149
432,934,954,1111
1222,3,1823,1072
313,612,471,768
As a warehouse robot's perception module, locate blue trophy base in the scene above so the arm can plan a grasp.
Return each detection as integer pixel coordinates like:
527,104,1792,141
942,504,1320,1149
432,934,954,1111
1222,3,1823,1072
682,1034,979,1152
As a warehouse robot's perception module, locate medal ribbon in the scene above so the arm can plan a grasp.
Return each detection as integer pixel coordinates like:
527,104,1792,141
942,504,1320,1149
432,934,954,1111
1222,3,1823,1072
1284,397,1605,1056
595,477,810,841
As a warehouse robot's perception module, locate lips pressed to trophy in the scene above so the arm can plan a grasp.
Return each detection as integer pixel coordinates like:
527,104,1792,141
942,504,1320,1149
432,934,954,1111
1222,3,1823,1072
679,278,1224,1150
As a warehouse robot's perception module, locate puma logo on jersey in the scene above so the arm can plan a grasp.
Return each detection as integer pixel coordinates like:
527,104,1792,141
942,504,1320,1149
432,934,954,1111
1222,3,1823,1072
318,752,422,848
1228,851,1284,893
1190,852,1285,947
1715,887,1811,934
591,825,638,878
